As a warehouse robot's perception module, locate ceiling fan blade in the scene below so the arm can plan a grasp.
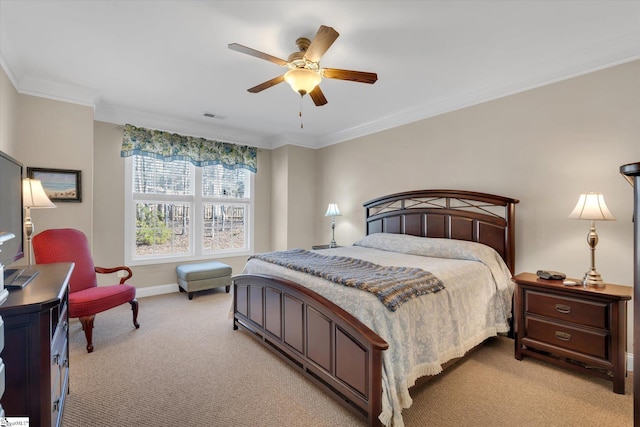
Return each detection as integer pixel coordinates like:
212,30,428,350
247,75,285,93
228,43,288,67
309,86,328,106
304,25,339,63
322,68,378,84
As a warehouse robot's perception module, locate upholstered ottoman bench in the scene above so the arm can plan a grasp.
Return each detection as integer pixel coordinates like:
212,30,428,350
176,261,232,300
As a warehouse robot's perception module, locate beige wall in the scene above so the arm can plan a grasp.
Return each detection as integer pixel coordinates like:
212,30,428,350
2,60,639,352
1,80,94,263
314,60,640,352
269,145,317,251
271,146,289,251
315,61,640,284
252,148,272,255
93,121,126,271
283,145,316,249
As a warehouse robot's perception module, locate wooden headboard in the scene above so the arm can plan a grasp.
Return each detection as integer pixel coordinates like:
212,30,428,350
363,190,519,273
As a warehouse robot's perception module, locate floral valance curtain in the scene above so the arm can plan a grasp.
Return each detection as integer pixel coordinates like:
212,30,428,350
120,124,257,173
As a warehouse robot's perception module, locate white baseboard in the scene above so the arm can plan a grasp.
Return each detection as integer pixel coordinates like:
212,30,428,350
136,283,180,298
628,352,634,372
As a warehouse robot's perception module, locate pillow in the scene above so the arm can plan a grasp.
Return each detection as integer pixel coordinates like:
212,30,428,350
354,233,515,320
354,233,491,259
354,233,511,281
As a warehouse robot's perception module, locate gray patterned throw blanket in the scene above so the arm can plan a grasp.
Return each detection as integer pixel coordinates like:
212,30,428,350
250,249,444,311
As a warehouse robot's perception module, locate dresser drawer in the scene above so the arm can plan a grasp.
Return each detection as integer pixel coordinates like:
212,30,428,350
50,335,68,389
51,307,68,362
525,290,607,329
525,316,608,359
50,304,68,395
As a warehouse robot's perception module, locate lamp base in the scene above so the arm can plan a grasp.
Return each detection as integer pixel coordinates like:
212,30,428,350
582,269,605,287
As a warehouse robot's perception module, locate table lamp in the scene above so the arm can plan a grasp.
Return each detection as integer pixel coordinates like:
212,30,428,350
23,178,56,265
324,203,341,248
568,192,616,286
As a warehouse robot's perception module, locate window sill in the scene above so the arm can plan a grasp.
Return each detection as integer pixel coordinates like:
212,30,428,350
128,249,251,266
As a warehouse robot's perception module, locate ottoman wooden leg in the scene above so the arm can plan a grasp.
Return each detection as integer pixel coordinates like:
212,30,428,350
225,285,230,293
188,292,194,300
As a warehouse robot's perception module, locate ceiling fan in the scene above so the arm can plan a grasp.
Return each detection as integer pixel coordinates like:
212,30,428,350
228,25,378,107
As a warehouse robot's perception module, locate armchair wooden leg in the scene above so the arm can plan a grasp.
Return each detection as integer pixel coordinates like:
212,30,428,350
130,299,140,329
79,315,95,353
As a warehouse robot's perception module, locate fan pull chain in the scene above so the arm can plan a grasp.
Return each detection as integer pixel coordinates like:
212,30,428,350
299,94,304,129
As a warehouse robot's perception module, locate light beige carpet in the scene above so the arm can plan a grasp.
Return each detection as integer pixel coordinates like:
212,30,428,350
62,290,632,427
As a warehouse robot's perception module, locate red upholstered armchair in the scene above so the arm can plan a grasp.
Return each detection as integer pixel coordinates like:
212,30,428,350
32,228,139,353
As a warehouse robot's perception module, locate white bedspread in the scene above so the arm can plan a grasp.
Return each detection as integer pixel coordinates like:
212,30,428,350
241,234,515,427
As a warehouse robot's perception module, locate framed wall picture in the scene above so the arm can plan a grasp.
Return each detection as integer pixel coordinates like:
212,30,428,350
27,167,82,202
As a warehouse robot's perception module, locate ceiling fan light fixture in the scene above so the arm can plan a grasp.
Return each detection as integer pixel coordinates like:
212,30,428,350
284,68,321,95
229,25,376,109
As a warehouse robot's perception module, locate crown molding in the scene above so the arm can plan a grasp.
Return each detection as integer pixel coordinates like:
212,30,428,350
264,132,321,150
18,75,97,108
94,101,272,148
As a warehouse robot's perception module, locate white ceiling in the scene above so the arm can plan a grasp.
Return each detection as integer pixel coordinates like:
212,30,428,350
1,1,639,149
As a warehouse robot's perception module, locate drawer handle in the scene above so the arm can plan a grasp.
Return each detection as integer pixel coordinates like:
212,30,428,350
555,304,571,314
555,331,571,341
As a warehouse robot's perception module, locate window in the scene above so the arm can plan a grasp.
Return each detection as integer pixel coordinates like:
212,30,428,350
124,155,253,264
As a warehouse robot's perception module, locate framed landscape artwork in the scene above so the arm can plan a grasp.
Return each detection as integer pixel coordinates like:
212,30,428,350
27,167,82,202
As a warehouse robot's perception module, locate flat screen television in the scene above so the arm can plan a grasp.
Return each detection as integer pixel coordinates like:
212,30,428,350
0,150,24,268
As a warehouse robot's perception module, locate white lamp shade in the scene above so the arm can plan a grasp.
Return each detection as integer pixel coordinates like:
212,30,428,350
568,192,615,221
284,68,321,95
23,178,56,208
324,203,341,217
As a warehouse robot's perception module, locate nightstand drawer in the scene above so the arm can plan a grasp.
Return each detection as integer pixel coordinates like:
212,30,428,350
525,290,607,329
525,316,607,359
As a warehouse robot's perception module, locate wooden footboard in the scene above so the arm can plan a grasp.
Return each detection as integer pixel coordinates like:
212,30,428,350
233,274,389,426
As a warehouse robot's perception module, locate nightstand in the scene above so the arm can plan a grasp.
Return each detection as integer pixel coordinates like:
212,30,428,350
513,272,632,394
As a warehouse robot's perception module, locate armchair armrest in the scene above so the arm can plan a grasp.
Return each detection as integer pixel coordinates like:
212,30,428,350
95,266,133,284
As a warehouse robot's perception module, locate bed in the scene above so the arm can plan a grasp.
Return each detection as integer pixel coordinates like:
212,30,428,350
232,189,519,426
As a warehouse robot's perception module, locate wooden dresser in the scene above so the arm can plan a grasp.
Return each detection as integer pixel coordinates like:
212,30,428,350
0,262,73,426
514,272,632,394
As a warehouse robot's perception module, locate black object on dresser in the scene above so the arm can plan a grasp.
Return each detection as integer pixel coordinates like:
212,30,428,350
0,262,74,426
514,272,632,394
